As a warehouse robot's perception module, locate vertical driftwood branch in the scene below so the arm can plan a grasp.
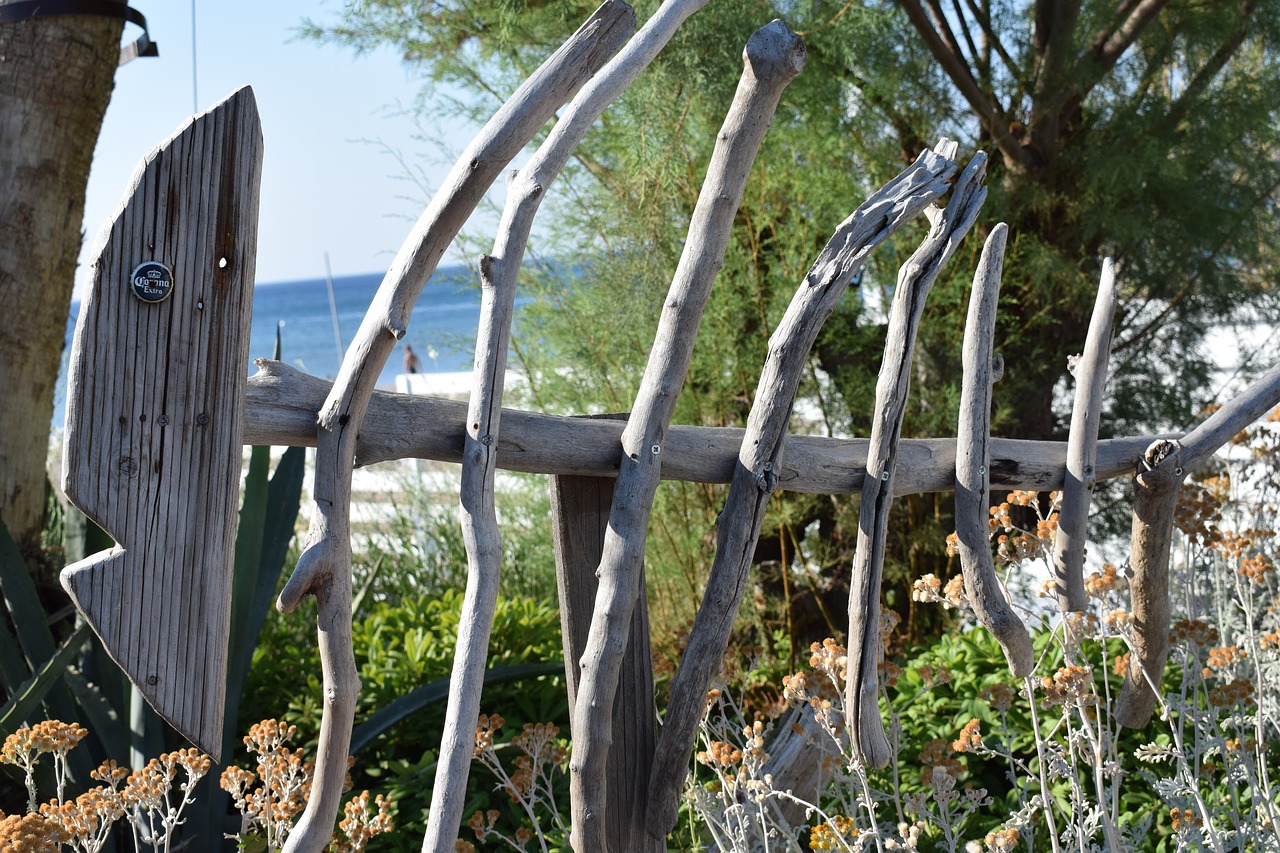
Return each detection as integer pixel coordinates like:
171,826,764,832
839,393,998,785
846,149,988,768
1052,258,1118,611
645,145,958,837
1115,359,1280,728
424,3,650,847
550,464,660,853
272,7,638,850
569,22,807,851
1113,438,1181,728
954,224,1034,677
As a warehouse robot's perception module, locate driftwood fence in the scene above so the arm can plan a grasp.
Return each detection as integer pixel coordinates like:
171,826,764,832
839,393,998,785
59,2,1280,851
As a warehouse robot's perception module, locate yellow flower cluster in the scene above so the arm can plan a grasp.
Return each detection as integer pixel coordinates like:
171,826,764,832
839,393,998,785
1208,678,1254,708
808,814,860,850
0,812,63,851
1170,807,1202,831
1039,664,1094,706
1085,563,1125,598
983,827,1020,852
917,738,963,785
220,719,314,845
330,791,394,853
1170,618,1219,646
951,719,983,754
474,713,505,755
979,683,1015,713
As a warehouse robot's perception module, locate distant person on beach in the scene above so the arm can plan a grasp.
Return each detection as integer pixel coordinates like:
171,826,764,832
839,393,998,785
403,345,422,374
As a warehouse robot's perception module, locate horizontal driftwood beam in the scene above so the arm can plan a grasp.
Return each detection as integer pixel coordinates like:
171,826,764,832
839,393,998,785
245,360,1162,496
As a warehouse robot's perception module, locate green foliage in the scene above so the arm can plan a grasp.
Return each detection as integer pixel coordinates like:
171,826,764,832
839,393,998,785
242,586,567,846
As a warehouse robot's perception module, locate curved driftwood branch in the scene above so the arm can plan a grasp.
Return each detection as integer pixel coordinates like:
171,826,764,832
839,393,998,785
245,360,1167,495
644,143,958,837
272,7,637,849
846,148,987,768
569,22,807,851
1052,258,1118,611
954,224,1034,676
427,1,762,846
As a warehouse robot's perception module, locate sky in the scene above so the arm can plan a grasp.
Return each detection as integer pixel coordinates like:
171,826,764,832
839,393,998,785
77,1,488,298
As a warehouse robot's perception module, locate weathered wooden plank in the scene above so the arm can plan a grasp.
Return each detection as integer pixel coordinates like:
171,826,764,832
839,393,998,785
61,87,262,759
645,142,958,837
954,224,1033,676
550,461,660,853
245,360,1165,496
846,149,987,768
569,23,806,851
1052,259,1118,611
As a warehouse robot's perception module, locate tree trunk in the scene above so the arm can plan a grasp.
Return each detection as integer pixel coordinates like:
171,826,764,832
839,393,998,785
0,7,122,575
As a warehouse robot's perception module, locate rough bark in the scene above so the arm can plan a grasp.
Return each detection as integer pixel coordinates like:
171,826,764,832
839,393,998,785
569,23,806,851
953,224,1034,676
645,143,957,837
1052,258,1118,611
846,150,987,768
0,6,122,568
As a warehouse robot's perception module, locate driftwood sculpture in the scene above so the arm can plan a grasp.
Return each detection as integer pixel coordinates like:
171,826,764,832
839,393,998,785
60,2,1280,850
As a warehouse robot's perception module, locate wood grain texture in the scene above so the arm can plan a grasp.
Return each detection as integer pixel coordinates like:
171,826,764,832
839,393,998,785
61,87,262,759
1051,258,1117,611
846,148,987,768
954,224,1034,676
244,359,1167,496
645,142,958,837
550,461,661,853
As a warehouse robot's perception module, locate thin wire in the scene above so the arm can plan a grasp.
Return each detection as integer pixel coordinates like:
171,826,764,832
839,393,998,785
190,0,198,112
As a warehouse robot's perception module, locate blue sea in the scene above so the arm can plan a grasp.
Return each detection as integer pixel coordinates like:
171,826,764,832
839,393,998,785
57,264,524,427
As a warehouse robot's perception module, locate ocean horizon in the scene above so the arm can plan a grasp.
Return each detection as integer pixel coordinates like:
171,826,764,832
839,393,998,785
55,263,518,428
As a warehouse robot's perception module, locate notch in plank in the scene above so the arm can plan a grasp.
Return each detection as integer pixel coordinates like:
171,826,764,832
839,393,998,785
61,87,263,759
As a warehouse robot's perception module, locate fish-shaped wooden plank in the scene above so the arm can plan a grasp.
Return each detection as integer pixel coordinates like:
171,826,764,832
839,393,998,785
61,87,262,759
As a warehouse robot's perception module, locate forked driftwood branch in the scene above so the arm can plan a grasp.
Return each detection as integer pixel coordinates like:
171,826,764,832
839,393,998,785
430,0,743,845
272,5,636,849
569,22,807,851
846,149,988,768
1052,258,1118,611
1115,359,1280,727
645,143,959,837
954,224,1034,676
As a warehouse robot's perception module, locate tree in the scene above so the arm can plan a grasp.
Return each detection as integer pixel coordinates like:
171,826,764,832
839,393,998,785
304,0,1280,642
0,6,123,580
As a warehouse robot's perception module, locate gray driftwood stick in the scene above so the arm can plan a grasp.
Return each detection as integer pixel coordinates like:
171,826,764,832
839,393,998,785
1052,258,1118,611
954,224,1034,677
1114,359,1280,727
645,143,958,837
846,149,987,768
569,24,807,851
244,360,1167,496
430,1,746,846
1113,438,1181,728
272,8,636,850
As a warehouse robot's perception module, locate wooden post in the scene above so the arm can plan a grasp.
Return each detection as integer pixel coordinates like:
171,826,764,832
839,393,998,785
550,457,661,853
61,87,263,759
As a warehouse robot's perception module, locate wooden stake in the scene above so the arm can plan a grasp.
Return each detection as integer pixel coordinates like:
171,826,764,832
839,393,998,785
551,462,661,853
1052,259,1118,611
272,7,636,849
954,224,1034,677
846,150,987,768
569,22,806,851
645,143,958,836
